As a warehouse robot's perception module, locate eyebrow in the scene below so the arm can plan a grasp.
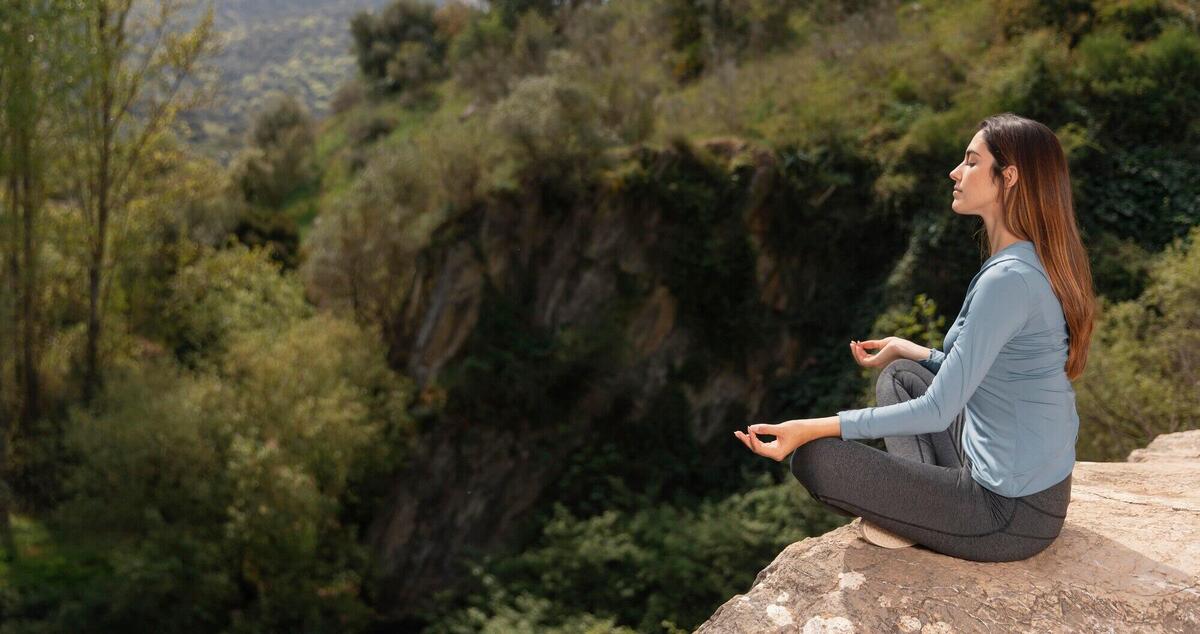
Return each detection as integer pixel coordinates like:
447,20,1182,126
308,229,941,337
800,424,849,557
965,150,981,158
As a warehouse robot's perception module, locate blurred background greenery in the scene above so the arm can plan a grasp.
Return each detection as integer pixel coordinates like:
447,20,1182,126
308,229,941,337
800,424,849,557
0,0,1197,632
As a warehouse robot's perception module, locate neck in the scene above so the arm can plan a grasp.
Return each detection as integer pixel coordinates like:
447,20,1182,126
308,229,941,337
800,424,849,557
983,214,1023,256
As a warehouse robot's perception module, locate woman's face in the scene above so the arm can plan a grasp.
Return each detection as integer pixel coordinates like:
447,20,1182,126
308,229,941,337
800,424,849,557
949,129,1006,217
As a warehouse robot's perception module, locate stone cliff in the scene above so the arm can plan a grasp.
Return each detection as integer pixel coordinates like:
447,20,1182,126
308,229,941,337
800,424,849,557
363,138,896,615
698,429,1200,633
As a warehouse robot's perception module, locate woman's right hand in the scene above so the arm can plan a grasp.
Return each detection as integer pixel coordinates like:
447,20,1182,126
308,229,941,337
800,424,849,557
849,336,915,369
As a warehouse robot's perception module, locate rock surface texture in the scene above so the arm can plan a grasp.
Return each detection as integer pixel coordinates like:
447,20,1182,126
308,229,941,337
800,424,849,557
365,139,896,614
698,430,1200,633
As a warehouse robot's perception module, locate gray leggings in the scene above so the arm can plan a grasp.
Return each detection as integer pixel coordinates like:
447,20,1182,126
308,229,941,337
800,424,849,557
789,359,1071,562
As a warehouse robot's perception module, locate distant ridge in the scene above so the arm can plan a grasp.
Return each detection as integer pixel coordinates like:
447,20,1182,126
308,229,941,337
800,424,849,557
180,0,394,164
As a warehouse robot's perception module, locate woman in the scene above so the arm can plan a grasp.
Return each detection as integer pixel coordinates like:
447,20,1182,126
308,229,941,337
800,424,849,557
734,113,1096,562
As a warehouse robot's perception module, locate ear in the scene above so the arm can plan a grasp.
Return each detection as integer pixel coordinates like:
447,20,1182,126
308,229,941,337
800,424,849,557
1003,165,1018,190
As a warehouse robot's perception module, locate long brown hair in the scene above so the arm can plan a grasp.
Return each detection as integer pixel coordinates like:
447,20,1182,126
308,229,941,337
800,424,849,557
978,113,1095,381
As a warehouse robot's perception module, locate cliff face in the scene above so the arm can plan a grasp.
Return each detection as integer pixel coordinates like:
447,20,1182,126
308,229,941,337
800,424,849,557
363,139,899,615
698,430,1200,633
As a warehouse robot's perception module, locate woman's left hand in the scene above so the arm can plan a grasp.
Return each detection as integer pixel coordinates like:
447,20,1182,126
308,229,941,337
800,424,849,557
734,420,813,462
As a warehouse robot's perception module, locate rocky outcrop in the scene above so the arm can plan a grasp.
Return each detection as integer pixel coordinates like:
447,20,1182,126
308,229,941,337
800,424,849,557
698,430,1200,633
365,139,847,616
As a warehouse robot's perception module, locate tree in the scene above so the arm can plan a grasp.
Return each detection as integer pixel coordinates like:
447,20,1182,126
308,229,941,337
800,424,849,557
350,0,448,97
0,0,87,561
56,0,219,403
232,93,316,209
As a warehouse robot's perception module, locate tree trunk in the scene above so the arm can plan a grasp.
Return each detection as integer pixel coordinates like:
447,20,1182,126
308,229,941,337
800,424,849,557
19,145,39,428
83,2,113,406
2,176,19,560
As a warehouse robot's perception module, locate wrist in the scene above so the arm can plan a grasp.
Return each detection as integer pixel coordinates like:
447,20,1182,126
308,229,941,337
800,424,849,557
790,417,840,447
906,341,930,362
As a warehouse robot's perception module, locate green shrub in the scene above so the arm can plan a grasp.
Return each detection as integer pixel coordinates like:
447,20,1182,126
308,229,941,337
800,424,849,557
233,94,318,210
39,309,415,632
164,245,310,368
487,63,617,201
350,0,449,96
558,1,665,145
428,475,848,632
1075,224,1200,461
450,10,558,104
658,0,808,81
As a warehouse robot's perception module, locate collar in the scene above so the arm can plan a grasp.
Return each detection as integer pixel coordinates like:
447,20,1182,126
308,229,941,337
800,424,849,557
979,240,1049,283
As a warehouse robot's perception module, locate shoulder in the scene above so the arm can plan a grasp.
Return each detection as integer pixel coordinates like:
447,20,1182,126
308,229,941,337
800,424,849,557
975,261,1032,303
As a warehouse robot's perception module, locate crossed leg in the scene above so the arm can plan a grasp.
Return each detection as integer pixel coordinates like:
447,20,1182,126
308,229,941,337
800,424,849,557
789,360,1049,562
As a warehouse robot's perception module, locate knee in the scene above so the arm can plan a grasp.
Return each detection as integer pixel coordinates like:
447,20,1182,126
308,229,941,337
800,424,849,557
789,437,842,493
874,359,902,399
875,358,929,404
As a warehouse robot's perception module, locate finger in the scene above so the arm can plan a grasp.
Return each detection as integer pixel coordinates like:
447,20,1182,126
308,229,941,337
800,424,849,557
734,430,753,451
750,429,776,458
737,430,755,452
761,438,785,462
748,427,762,454
858,342,880,363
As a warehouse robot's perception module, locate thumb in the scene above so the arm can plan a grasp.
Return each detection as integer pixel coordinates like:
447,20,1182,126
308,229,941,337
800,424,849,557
748,423,778,435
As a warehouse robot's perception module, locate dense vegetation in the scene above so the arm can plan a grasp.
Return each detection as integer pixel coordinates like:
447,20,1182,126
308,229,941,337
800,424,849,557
0,0,1197,632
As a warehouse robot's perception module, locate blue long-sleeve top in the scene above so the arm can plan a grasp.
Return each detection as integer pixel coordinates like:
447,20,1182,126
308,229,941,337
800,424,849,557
838,240,1078,498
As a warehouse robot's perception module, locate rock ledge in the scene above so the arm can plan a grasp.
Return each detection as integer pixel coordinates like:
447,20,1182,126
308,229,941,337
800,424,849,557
698,430,1200,633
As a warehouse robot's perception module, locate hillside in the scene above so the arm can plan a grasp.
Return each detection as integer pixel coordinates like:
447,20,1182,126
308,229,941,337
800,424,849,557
1,0,1194,631
178,0,394,164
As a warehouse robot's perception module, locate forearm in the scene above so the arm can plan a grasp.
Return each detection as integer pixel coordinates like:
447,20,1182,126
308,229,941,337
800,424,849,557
773,417,844,455
806,416,842,441
904,340,933,362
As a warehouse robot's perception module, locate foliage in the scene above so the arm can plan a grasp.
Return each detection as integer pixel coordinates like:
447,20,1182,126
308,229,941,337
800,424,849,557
559,1,667,145
330,78,367,116
440,282,629,433
449,9,560,104
1074,225,1200,461
489,0,565,29
487,60,619,201
658,0,810,81
5,0,1200,631
24,267,416,632
300,119,479,323
846,294,949,407
1087,230,1156,303
164,244,311,368
225,94,319,266
350,0,450,97
428,475,848,632
870,293,948,352
0,515,112,633
617,140,764,364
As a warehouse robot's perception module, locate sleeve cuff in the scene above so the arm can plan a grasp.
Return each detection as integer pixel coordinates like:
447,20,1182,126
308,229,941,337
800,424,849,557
918,347,946,373
838,408,872,440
